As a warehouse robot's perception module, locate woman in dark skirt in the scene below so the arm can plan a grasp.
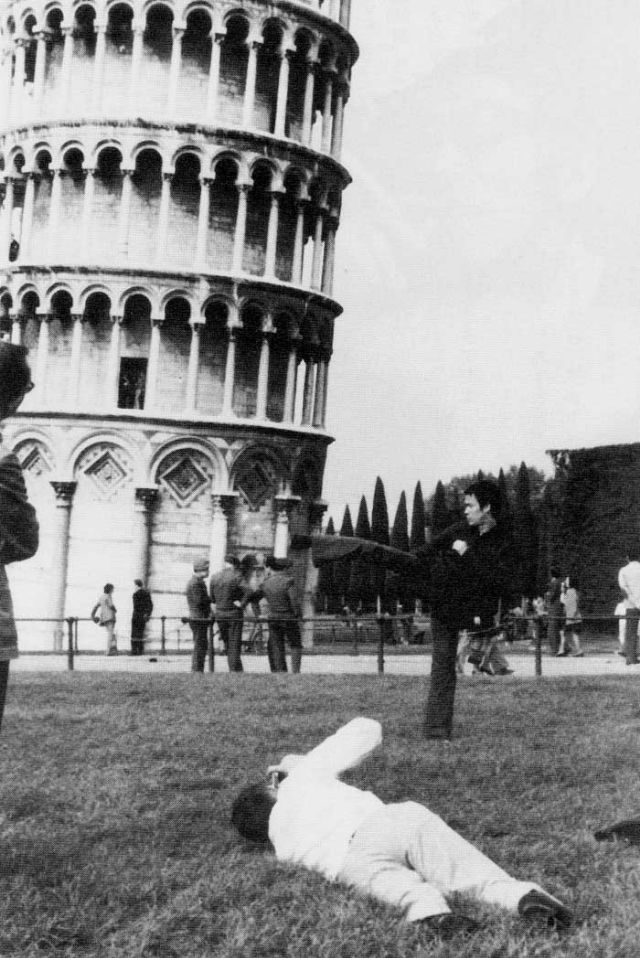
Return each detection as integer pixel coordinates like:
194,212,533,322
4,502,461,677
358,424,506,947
0,342,40,729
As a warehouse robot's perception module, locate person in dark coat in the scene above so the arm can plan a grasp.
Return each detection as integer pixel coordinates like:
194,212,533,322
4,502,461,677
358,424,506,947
185,557,211,672
131,579,153,655
0,343,39,729
252,556,302,673
545,568,564,655
210,555,245,672
419,479,514,741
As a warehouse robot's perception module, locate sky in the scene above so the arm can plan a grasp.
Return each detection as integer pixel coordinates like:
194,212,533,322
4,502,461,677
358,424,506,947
321,0,640,525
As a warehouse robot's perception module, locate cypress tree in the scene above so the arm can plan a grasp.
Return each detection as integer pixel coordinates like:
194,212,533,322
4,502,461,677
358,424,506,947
410,481,426,551
513,462,538,599
498,468,510,523
335,507,354,607
340,506,354,537
391,492,409,551
371,477,390,546
325,517,335,535
350,496,373,609
431,481,450,534
388,491,410,617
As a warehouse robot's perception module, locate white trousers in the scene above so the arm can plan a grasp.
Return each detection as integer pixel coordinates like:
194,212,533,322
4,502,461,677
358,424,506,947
337,802,542,921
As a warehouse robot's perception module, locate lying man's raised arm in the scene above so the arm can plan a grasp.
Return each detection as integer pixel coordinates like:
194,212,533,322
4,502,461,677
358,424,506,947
273,717,382,780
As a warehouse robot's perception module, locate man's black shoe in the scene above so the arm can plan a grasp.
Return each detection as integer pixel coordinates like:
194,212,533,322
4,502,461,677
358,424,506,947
518,890,573,930
421,914,480,939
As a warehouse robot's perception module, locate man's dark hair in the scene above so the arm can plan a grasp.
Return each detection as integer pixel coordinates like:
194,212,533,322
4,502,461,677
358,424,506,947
550,567,560,578
231,783,276,843
0,342,31,404
103,583,114,594
464,479,501,518
626,548,640,563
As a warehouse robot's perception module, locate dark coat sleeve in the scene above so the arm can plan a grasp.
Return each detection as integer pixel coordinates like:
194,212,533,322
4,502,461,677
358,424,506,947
0,452,39,565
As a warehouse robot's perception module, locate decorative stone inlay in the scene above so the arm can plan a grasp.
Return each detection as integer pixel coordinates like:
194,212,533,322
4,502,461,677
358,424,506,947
158,454,210,507
17,441,52,478
84,450,128,496
234,455,279,511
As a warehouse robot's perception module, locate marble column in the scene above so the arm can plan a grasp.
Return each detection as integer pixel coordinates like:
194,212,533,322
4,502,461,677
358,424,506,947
322,219,337,296
205,32,224,122
166,26,184,116
321,70,335,152
32,31,47,114
47,167,64,259
0,175,15,262
242,40,260,128
0,46,12,128
273,495,301,558
292,200,306,284
301,500,327,647
145,318,162,408
340,0,352,30
264,190,281,277
155,172,172,264
80,166,96,254
274,48,291,137
209,492,238,574
106,315,122,407
311,209,325,290
117,167,134,258
91,23,107,112
133,487,158,583
222,326,237,415
34,313,51,403
49,480,77,651
20,171,36,259
312,358,328,427
302,58,317,145
10,314,23,345
331,83,346,159
301,357,316,425
195,176,211,268
11,41,26,123
185,320,202,411
283,339,299,422
256,319,273,420
128,23,145,112
232,182,250,273
58,26,74,113
68,313,85,406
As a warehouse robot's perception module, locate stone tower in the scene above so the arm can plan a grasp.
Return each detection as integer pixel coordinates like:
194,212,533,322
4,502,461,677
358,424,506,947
0,0,357,649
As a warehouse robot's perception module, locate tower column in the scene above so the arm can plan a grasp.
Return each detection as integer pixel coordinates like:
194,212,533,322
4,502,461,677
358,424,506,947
67,313,86,407
242,39,260,128
166,26,184,116
133,487,158,584
301,356,316,425
205,32,224,122
48,480,77,651
0,48,10,129
232,182,250,273
312,357,328,427
1,175,15,262
340,0,352,30
302,57,318,146
292,199,306,284
10,313,23,345
155,171,172,264
222,326,237,415
34,312,51,404
321,70,335,152
32,31,47,115
58,26,74,113
256,316,274,420
322,217,338,296
195,176,211,268
264,190,281,277
311,207,325,290
274,47,291,137
283,337,300,423
20,171,36,260
331,81,347,159
47,166,64,259
80,166,96,254
106,315,122,408
91,23,107,112
117,167,134,258
185,320,203,412
11,41,26,123
128,23,145,112
273,495,301,558
209,492,238,574
145,318,162,409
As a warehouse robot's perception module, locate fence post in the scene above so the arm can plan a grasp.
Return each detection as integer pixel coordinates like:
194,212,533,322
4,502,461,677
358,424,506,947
66,617,75,671
160,616,166,655
377,615,385,674
208,620,215,673
534,617,543,677
352,616,359,655
74,617,79,653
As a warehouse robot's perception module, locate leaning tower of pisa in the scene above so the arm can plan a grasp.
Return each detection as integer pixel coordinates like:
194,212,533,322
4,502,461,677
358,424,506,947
0,0,357,648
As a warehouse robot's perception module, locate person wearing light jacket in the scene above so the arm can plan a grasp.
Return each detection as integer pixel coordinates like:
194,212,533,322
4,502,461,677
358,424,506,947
231,717,573,938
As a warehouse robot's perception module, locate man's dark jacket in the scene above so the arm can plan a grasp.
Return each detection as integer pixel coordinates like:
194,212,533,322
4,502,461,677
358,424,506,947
418,522,514,630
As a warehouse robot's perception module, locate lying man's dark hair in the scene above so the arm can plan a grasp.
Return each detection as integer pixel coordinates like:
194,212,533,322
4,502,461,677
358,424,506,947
231,784,276,843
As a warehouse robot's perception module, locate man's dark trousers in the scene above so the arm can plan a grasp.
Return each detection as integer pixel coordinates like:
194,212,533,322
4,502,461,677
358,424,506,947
190,621,209,672
423,617,460,739
625,607,640,665
218,616,243,672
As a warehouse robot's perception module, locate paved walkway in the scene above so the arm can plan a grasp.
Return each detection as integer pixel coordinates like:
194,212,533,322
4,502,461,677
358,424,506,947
9,649,638,678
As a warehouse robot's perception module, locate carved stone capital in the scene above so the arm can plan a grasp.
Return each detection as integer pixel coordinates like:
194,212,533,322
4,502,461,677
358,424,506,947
211,490,239,515
135,486,159,510
274,495,301,518
50,480,77,504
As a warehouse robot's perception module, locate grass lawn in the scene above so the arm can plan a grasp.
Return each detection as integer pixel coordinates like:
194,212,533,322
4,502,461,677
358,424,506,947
1,671,640,957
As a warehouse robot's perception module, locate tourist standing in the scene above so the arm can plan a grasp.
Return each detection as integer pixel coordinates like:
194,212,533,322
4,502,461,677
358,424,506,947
131,579,153,656
185,557,211,672
557,575,584,657
91,584,117,655
210,555,245,672
618,550,640,665
545,568,563,655
252,556,302,673
0,343,39,730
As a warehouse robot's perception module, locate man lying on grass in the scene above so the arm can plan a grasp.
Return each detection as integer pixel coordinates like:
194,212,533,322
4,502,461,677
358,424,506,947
231,717,573,939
